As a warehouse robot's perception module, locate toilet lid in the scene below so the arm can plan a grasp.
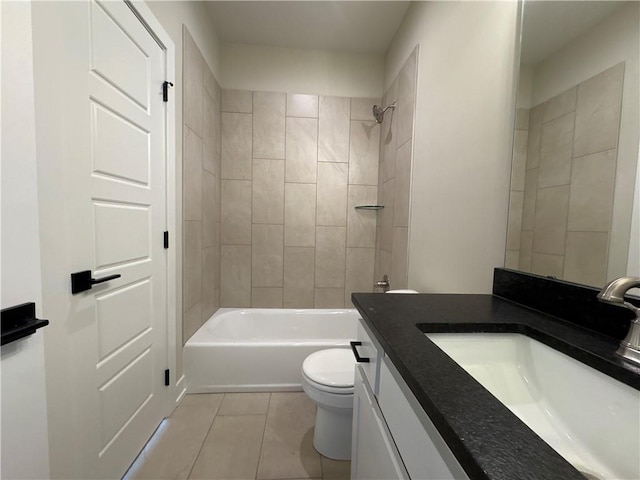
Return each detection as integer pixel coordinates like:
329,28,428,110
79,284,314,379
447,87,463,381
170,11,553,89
302,348,355,388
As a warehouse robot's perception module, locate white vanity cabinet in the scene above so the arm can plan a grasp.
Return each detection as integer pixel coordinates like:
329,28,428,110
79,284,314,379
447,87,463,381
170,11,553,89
352,365,409,480
351,318,468,480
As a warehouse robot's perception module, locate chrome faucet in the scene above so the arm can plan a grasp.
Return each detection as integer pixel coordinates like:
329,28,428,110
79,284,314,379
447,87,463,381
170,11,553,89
597,277,640,366
374,274,390,293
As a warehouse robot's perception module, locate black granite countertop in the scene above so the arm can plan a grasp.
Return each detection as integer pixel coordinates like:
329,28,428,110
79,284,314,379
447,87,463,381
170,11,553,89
350,292,640,480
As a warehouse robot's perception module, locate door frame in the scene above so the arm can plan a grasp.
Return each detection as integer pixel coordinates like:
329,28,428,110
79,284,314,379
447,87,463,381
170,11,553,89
124,0,181,413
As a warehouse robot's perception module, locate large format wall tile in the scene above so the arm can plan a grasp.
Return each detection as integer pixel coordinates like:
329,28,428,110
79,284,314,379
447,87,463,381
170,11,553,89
315,226,346,288
532,185,570,256
221,112,252,180
253,159,284,225
221,245,251,307
183,30,203,136
531,253,564,278
286,94,318,118
521,168,538,231
543,87,577,123
347,185,377,248
284,183,316,247
202,246,218,321
573,63,624,158
351,98,379,122
221,180,252,245
314,288,345,308
349,120,380,186
218,89,380,308
396,48,417,147
283,247,315,308
567,149,616,232
252,224,284,287
253,92,286,159
203,90,218,175
563,232,608,287
316,162,348,226
511,130,528,192
184,126,203,221
184,220,202,311
526,104,544,170
391,227,408,289
251,288,283,308
538,113,574,188
318,96,350,163
393,140,411,227
506,191,524,252
222,89,253,113
345,248,375,306
182,31,222,369
519,230,533,272
285,117,318,183
183,302,202,346
202,171,217,248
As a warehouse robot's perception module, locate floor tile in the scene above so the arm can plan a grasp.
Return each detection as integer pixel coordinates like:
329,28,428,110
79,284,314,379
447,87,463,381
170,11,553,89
124,394,223,480
218,392,271,416
189,414,267,480
321,456,351,480
257,393,322,479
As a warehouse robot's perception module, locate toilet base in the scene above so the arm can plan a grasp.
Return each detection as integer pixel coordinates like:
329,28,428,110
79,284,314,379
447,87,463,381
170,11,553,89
313,404,352,460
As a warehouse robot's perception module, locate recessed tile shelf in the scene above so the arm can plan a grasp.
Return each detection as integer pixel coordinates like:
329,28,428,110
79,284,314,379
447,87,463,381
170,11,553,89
354,205,384,211
1,302,49,346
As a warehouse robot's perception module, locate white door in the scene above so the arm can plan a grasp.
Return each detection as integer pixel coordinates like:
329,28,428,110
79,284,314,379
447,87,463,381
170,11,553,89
33,1,169,478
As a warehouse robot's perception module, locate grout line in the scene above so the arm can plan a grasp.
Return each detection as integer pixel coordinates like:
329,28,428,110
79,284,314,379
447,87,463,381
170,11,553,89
254,393,272,480
185,393,226,480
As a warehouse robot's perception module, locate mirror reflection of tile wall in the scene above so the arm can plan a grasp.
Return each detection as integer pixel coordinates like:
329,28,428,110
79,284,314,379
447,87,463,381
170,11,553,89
506,63,624,288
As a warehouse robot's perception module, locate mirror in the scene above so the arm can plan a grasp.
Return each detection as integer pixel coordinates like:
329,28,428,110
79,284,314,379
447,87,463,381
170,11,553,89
505,1,640,288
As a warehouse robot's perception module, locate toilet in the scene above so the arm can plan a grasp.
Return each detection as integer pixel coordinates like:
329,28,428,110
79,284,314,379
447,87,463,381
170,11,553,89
301,348,355,460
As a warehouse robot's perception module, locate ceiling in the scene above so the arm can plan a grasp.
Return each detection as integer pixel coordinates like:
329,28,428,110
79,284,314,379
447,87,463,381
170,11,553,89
205,1,411,55
521,1,626,66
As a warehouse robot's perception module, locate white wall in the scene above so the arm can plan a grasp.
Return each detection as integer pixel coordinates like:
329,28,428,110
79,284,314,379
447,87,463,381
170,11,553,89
386,1,519,294
221,43,384,98
528,3,639,281
0,2,51,478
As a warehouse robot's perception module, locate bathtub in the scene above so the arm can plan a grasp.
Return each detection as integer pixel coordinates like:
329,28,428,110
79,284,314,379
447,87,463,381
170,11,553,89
184,308,359,393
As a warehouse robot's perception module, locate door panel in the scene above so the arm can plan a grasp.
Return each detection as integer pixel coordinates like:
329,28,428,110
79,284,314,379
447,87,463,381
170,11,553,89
91,102,151,185
33,1,168,477
93,201,151,267
96,279,152,359
90,0,151,109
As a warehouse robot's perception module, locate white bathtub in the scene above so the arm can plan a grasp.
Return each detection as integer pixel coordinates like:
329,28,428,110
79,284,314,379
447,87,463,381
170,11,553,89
184,308,359,393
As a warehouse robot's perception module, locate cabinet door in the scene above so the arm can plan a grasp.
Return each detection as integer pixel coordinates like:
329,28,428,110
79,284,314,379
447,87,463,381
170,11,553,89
351,366,409,480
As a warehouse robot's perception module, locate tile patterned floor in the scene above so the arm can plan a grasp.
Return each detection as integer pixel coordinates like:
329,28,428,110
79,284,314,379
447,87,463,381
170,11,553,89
123,392,351,480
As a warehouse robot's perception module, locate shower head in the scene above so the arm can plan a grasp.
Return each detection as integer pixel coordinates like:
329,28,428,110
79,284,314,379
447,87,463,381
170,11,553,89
372,102,396,123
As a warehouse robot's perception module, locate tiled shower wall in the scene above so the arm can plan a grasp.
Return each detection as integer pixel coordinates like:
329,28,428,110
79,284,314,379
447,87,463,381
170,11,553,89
219,91,381,308
506,63,624,287
374,48,417,290
183,29,222,342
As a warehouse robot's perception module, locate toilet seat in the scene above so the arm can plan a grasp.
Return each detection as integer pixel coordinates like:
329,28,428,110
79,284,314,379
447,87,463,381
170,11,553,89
302,348,355,394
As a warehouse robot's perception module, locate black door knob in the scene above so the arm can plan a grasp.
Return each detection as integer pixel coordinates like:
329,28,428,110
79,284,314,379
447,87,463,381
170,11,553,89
71,270,121,294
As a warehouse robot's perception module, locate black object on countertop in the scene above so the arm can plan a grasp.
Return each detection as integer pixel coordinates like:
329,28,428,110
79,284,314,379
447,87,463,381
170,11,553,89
1,302,49,346
351,271,640,480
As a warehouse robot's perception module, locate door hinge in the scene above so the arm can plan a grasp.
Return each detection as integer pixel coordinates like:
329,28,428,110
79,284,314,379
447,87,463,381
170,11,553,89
162,81,174,102
163,231,169,249
164,369,170,386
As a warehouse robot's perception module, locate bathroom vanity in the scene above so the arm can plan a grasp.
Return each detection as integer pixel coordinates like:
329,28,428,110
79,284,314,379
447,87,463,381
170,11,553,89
350,270,640,480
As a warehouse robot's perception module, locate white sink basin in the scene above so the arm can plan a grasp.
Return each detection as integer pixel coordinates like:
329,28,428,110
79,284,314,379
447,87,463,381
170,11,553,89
426,333,640,480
